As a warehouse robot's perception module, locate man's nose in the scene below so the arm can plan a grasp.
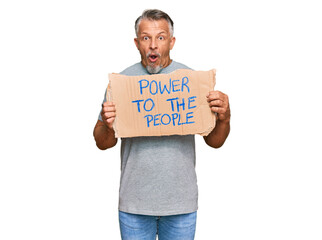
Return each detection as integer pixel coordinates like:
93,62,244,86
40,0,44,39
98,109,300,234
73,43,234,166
149,38,158,50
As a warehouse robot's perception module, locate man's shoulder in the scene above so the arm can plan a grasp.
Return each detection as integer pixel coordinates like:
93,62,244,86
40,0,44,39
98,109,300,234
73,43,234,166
160,61,192,74
171,61,191,70
161,61,193,74
120,62,147,76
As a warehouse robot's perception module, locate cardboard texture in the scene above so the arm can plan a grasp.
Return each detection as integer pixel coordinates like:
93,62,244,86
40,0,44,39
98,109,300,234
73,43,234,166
107,69,216,138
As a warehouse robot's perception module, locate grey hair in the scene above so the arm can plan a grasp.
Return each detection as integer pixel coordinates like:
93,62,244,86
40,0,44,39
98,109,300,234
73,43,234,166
135,9,174,37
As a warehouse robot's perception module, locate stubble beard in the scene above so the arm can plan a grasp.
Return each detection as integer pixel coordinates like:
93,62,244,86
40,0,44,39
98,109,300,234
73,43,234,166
146,52,163,74
146,64,163,74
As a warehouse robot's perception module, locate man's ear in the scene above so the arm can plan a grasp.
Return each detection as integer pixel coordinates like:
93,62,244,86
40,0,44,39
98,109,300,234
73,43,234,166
170,37,176,50
134,38,139,49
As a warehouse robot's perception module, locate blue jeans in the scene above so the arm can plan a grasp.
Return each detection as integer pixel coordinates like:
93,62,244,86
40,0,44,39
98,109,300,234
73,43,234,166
119,211,197,240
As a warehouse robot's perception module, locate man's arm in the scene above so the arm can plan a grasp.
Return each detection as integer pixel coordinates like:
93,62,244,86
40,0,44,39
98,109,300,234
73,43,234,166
204,91,231,148
93,102,117,150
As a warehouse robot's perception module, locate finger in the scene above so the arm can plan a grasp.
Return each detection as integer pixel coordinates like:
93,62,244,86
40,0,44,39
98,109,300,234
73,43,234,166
209,99,224,107
211,106,227,114
102,101,115,108
207,91,225,102
208,94,229,109
101,109,113,118
206,91,218,97
102,106,116,113
101,111,108,122
106,117,115,123
103,112,116,119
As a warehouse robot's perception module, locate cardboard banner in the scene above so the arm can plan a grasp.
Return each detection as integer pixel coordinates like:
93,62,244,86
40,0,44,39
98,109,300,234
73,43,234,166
107,69,216,138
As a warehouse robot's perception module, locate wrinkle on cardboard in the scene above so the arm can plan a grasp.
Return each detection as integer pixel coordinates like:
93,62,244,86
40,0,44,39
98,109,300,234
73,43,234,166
107,69,216,138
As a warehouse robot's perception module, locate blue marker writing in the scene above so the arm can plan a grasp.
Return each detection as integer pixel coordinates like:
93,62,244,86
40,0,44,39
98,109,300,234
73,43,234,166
161,114,171,125
132,99,144,112
181,77,190,93
139,79,149,95
144,115,153,127
143,98,155,112
186,112,195,124
166,97,179,112
149,80,158,95
188,96,197,109
159,79,171,94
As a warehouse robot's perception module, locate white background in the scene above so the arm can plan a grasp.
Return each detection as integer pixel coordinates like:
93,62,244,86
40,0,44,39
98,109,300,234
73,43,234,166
1,0,321,239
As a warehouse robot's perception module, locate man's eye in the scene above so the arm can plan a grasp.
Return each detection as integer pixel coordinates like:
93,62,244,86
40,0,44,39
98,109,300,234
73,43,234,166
158,36,164,40
143,36,149,40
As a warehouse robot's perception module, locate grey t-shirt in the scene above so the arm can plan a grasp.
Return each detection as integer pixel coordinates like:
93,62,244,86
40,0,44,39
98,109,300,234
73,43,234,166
99,61,198,216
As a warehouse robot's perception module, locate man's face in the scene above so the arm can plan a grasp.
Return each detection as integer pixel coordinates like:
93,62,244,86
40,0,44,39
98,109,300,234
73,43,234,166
135,19,176,74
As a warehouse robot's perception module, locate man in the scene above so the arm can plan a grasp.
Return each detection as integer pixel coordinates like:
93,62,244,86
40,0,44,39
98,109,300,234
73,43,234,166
93,9,230,240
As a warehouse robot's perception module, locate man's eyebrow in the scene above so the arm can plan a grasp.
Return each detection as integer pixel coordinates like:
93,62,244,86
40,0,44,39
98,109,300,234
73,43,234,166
139,31,168,35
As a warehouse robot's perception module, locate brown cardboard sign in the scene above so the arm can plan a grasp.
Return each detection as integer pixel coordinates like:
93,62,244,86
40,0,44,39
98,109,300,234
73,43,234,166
107,69,216,138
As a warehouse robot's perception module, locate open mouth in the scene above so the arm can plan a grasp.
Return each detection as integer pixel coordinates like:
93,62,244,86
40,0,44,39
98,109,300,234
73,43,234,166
148,53,160,63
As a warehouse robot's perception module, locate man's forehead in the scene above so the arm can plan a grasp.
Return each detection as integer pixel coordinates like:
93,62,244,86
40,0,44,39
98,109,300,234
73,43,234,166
138,19,170,34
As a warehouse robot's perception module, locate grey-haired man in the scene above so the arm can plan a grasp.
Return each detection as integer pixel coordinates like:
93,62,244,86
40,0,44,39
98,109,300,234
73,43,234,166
94,9,230,240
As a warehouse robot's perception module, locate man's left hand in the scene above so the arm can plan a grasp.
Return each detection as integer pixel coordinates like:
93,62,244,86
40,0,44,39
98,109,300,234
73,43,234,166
207,91,230,122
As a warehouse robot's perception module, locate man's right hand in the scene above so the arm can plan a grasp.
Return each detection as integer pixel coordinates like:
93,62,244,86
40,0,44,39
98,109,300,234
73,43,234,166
101,102,116,130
